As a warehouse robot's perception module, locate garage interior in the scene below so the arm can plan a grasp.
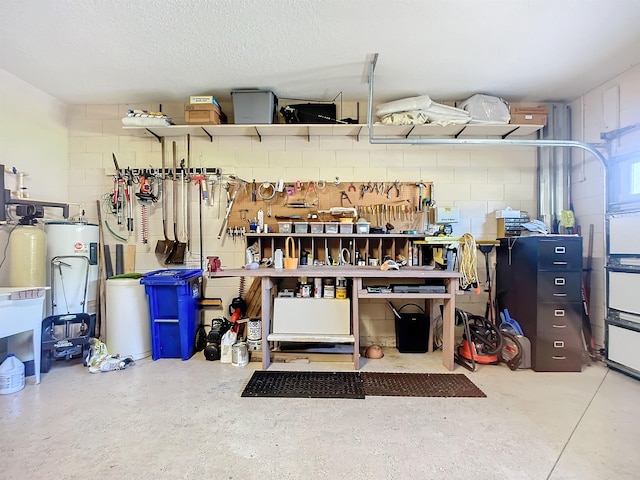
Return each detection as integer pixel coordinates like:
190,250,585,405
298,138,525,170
1,1,640,479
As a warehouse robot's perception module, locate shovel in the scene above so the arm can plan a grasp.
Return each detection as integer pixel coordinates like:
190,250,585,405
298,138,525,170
155,137,173,257
165,141,187,264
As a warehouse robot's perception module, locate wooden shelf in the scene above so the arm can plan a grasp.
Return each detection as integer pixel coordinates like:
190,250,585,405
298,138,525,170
267,333,356,343
357,289,454,299
122,122,544,142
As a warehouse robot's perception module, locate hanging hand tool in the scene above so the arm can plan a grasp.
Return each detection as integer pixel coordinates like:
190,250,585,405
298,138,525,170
416,181,427,212
140,204,149,244
387,180,400,199
165,142,187,264
125,169,134,232
111,153,124,225
155,138,173,256
218,180,245,243
340,191,352,207
251,179,257,202
186,134,192,254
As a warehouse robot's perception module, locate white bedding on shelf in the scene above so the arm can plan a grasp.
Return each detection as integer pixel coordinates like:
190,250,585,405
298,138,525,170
121,117,173,127
375,94,471,125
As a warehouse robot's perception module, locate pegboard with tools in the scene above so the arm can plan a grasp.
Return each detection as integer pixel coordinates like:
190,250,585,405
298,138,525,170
223,179,434,234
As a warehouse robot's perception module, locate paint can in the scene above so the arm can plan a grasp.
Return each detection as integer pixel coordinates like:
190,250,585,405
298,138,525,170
247,339,262,351
336,276,347,299
247,319,262,341
232,342,249,366
323,278,335,298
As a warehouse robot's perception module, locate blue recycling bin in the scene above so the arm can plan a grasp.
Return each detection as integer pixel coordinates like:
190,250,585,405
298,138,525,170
140,269,202,360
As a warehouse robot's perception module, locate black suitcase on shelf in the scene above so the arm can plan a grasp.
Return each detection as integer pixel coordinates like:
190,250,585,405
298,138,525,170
280,103,337,124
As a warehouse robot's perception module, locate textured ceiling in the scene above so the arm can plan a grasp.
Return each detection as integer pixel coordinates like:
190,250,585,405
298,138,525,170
1,0,640,106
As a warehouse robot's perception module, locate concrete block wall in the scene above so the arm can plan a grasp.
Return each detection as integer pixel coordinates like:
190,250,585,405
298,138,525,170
569,63,640,348
66,100,538,345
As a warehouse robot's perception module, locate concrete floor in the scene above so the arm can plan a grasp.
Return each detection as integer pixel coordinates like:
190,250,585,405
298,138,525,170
1,349,639,480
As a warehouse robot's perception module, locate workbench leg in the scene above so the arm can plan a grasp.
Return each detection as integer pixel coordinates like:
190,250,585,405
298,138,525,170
261,277,273,370
427,299,434,354
352,278,361,370
442,278,458,371
33,324,41,384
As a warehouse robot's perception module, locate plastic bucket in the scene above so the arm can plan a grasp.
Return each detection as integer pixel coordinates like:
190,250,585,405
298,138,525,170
0,354,25,395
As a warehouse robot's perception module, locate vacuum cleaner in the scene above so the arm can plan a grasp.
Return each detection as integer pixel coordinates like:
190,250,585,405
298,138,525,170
455,309,503,372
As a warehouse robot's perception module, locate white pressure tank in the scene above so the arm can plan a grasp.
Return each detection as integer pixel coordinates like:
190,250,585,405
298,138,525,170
9,223,47,287
44,222,99,318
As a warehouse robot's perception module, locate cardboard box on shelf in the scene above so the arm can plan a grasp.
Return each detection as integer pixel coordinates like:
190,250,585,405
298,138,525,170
510,113,547,125
510,105,548,126
189,96,220,106
184,103,224,125
510,106,548,115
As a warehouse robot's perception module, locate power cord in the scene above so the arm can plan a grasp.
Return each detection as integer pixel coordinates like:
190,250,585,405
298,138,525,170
458,233,479,290
0,225,18,270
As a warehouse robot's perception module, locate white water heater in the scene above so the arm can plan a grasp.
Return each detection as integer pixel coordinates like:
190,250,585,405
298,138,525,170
44,222,99,318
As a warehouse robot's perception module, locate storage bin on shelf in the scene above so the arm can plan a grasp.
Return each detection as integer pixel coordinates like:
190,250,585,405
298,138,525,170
355,222,371,234
294,222,309,234
325,223,339,234
339,223,353,234
140,269,202,360
278,222,292,234
309,222,324,234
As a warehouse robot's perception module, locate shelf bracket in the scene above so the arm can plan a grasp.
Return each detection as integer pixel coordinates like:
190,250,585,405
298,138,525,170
145,128,162,143
502,126,520,139
404,126,416,139
200,127,213,142
453,126,467,139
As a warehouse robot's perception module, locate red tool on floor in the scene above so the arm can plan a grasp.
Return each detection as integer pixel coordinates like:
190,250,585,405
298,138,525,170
456,310,503,372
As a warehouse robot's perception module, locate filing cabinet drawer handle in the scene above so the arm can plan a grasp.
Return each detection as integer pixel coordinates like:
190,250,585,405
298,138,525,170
552,356,567,360
552,324,567,328
553,261,568,265
554,310,565,316
553,293,567,297
554,278,566,285
553,341,565,348
555,246,566,254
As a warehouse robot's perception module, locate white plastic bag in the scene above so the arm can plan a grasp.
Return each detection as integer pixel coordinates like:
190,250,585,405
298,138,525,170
459,94,510,124
220,328,237,364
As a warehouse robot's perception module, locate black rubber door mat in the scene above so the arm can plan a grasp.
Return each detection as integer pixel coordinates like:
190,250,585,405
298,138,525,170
241,371,365,399
241,371,485,399
361,372,486,398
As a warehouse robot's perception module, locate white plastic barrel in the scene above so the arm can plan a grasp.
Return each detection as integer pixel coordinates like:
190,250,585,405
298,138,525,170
0,354,25,395
106,278,151,360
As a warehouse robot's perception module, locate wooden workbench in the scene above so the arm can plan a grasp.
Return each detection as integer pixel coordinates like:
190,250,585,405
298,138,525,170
207,266,461,371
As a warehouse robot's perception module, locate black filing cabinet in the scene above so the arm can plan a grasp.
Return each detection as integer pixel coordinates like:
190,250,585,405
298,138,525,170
496,236,584,372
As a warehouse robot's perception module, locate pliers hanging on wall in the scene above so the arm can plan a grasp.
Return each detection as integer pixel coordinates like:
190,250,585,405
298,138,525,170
387,180,400,199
